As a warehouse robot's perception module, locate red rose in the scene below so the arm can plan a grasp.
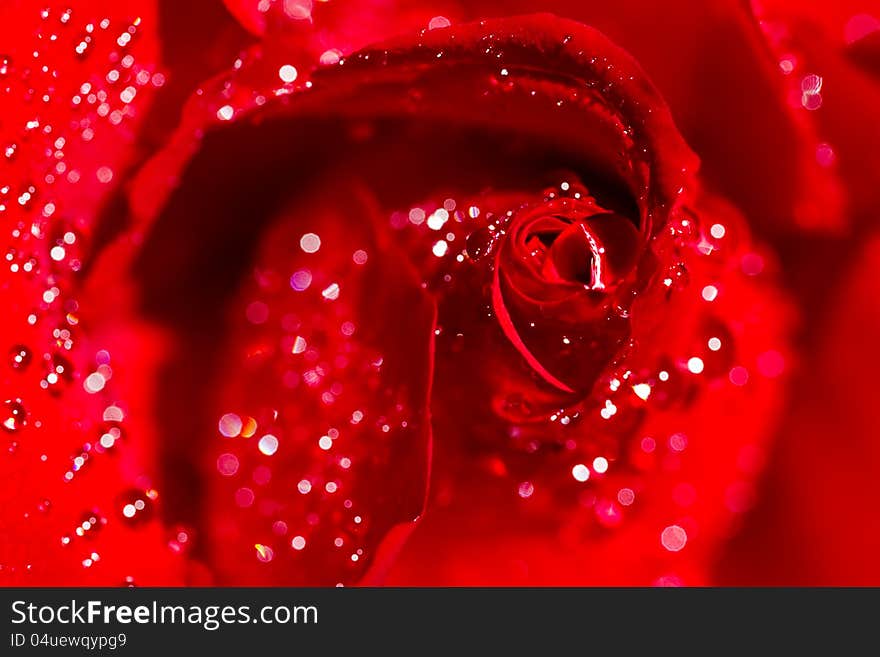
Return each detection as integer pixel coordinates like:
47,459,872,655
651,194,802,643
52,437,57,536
0,0,878,586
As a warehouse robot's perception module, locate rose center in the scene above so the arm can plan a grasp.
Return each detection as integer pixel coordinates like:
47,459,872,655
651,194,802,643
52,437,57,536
522,212,640,290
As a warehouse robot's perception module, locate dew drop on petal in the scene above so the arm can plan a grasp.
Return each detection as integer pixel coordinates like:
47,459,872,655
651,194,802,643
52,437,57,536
300,233,321,253
99,428,121,449
258,434,279,456
283,0,313,20
84,372,106,393
661,525,688,552
255,543,274,563
278,64,298,83
669,433,688,452
96,167,113,183
235,487,255,508
219,413,243,437
710,223,726,239
2,399,27,432
118,489,156,525
290,269,312,291
571,464,590,482
9,345,31,370
320,49,342,66
217,453,240,476
427,208,449,230
517,481,534,498
779,56,796,74
292,336,307,354
103,406,125,422
801,73,823,94
428,15,451,30
632,383,652,400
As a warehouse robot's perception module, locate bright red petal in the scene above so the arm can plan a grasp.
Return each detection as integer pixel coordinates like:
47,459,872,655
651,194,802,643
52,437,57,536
0,1,191,585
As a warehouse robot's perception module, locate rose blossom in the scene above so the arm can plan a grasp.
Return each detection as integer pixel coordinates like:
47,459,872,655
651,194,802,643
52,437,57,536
0,0,878,585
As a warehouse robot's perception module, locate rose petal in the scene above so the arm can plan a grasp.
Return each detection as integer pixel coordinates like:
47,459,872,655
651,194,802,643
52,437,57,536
749,0,880,232
386,194,791,585
108,114,436,584
717,235,880,584
0,1,191,585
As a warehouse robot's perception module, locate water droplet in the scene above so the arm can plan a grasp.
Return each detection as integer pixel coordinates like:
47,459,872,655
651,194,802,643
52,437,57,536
42,352,74,394
258,433,279,456
572,464,590,482
117,488,157,525
300,233,321,253
75,510,106,538
283,0,313,20
97,424,123,450
465,226,496,261
255,543,274,563
661,525,688,552
320,49,342,66
2,399,27,432
167,526,193,554
278,64,298,83
217,453,239,476
428,16,451,30
9,345,31,370
218,413,243,437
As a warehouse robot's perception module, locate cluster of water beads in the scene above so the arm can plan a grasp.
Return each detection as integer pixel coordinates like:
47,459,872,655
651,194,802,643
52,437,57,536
2,399,28,433
2,4,798,583
0,6,175,579
201,196,426,583
378,171,788,561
